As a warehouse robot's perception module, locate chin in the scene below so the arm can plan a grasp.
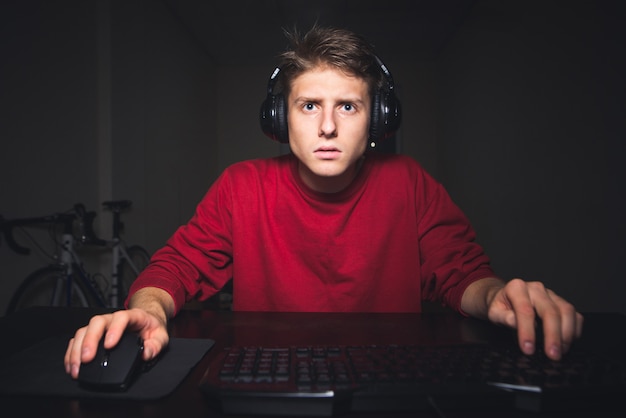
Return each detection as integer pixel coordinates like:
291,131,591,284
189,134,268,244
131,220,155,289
310,162,350,178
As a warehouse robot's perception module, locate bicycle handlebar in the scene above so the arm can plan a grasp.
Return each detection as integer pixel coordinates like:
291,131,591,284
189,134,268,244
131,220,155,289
0,203,107,255
0,212,77,255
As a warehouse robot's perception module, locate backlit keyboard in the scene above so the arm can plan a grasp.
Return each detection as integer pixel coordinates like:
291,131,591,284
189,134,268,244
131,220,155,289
198,343,626,416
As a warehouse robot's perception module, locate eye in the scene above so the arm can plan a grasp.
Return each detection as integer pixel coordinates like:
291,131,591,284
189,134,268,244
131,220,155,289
341,103,356,113
303,102,316,111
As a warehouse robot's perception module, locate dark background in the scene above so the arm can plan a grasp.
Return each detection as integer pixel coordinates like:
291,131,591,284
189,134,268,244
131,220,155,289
1,0,624,315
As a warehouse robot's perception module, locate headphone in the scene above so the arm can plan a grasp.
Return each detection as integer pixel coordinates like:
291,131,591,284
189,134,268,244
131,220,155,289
259,55,402,144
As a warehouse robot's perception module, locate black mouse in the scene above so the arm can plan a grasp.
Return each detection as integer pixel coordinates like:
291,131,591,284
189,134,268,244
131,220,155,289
78,331,144,391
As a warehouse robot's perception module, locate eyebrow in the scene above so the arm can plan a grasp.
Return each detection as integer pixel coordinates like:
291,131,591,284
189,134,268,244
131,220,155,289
293,96,367,106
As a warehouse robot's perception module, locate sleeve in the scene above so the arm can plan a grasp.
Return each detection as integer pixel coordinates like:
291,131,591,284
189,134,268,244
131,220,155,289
416,173,498,313
126,170,235,315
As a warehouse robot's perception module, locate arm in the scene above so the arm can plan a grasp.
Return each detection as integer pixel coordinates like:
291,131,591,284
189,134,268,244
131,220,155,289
461,277,584,361
410,166,583,360
65,166,242,378
64,287,174,379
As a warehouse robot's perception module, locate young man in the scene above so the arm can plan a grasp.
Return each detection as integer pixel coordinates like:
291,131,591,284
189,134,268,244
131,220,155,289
65,26,582,379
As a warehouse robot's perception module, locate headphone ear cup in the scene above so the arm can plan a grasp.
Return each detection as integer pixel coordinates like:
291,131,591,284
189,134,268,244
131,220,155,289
369,91,383,142
274,94,288,143
384,91,401,136
259,93,289,143
369,55,402,144
259,95,275,140
369,89,402,143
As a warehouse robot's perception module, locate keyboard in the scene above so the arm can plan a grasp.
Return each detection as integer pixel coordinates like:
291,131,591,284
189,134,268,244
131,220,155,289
198,342,626,416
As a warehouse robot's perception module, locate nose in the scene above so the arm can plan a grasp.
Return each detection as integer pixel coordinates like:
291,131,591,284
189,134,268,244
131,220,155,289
319,107,337,138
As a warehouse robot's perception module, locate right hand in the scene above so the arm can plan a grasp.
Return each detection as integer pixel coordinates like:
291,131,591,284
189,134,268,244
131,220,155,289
64,308,169,379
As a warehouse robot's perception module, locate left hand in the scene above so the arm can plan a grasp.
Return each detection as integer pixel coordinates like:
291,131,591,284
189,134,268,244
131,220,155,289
487,278,584,360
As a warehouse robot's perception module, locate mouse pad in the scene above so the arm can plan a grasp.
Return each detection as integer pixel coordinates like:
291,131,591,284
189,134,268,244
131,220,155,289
0,334,214,400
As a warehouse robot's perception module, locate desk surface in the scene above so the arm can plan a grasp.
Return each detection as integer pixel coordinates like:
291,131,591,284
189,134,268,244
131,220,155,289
1,307,624,418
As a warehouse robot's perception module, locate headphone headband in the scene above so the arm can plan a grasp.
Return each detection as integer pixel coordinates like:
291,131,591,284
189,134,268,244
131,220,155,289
266,67,281,95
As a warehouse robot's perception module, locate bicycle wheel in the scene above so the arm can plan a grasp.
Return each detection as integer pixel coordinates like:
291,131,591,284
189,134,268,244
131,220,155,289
6,265,90,315
117,245,151,305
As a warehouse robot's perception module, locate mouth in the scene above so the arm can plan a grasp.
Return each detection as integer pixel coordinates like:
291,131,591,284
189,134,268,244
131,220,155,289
314,146,341,159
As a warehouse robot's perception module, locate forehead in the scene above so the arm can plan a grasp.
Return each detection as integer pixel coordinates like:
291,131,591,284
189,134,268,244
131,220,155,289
288,66,369,99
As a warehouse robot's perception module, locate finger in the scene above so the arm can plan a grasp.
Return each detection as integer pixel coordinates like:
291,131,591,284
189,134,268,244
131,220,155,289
72,315,113,378
486,292,517,329
64,338,73,373
101,310,133,350
124,308,169,361
547,291,576,352
64,332,82,376
110,309,158,361
543,291,584,355
66,326,89,379
141,329,169,361
80,315,112,362
528,286,565,360
504,279,539,355
575,312,584,338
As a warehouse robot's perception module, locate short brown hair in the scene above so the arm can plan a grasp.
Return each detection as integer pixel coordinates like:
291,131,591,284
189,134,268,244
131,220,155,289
277,26,382,98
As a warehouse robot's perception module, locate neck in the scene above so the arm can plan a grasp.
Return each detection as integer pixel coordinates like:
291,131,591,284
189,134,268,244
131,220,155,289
298,156,365,194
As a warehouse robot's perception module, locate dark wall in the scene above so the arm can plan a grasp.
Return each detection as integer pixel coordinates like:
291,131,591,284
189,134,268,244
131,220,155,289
438,1,625,313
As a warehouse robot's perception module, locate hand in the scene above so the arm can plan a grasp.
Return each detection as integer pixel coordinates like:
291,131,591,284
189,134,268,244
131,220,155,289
487,278,583,360
64,308,169,379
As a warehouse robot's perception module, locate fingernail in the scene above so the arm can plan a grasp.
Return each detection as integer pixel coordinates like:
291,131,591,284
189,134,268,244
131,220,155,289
549,344,561,359
523,341,534,354
71,364,79,377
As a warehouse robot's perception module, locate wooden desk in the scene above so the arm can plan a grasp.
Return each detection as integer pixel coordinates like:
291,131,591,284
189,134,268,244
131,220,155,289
1,307,624,418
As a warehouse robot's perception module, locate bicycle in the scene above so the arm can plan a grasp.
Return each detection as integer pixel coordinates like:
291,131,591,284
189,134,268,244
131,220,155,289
1,200,151,315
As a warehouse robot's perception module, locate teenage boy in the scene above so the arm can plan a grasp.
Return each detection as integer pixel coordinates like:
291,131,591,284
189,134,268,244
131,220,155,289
65,26,582,379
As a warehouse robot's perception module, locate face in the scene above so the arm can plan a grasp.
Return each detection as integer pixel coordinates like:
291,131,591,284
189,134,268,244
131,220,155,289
286,66,370,193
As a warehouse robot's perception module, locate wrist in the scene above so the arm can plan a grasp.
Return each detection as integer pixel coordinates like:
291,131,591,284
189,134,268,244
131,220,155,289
461,277,505,319
128,287,174,326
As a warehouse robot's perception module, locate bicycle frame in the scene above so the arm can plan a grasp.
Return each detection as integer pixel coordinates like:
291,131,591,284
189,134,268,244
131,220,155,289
58,227,108,308
110,239,135,307
58,224,147,308
103,199,149,307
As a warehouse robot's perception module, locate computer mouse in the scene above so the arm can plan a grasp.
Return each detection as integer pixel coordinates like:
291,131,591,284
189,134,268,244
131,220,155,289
78,331,144,391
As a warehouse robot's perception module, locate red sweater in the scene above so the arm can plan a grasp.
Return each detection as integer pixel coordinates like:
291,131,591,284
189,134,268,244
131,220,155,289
129,152,496,314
